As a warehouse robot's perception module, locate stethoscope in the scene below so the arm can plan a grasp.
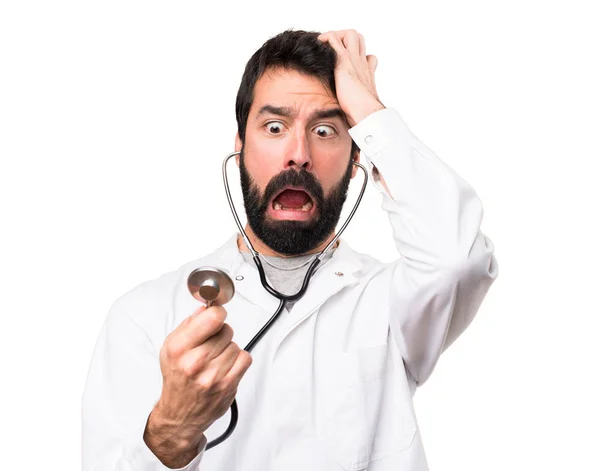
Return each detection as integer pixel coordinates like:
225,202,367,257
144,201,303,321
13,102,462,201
186,150,368,450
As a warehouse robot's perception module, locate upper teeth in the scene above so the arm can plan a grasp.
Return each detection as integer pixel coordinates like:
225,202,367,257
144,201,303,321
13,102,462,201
273,201,313,212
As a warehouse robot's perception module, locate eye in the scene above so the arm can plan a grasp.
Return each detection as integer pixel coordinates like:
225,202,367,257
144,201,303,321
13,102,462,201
265,121,285,134
314,124,336,138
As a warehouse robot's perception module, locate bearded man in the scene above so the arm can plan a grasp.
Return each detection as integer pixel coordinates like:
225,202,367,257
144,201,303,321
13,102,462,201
82,29,499,471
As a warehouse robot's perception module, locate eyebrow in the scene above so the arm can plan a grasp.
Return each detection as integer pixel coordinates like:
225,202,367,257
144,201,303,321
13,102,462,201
256,105,347,123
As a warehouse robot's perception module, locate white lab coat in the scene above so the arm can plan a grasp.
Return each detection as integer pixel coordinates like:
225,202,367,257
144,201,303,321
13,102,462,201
82,108,499,471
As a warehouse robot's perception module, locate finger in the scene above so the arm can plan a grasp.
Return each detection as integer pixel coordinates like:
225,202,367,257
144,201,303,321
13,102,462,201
367,54,378,75
342,32,366,78
366,54,379,93
179,324,235,377
186,304,207,325
197,323,234,361
338,30,365,74
318,32,348,66
204,324,233,360
339,30,361,59
164,304,206,349
222,349,253,386
317,31,336,42
321,31,369,82
208,342,245,382
354,31,367,59
171,306,228,355
358,33,366,59
357,33,370,79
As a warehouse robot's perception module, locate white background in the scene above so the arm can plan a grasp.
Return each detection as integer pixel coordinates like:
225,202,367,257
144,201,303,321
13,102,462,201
1,1,599,469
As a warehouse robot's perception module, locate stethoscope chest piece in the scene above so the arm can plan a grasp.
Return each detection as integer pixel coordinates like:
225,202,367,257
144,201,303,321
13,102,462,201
187,266,235,307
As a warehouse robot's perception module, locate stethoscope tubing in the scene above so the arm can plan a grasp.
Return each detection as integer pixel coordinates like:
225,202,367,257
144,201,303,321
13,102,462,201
205,151,368,450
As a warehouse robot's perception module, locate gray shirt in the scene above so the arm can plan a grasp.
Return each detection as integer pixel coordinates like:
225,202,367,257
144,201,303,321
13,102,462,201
240,248,334,311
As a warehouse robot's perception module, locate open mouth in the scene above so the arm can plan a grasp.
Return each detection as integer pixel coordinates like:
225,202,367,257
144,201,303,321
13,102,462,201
268,187,316,220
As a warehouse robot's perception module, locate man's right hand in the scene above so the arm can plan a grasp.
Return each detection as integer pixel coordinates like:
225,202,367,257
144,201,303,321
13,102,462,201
143,304,252,467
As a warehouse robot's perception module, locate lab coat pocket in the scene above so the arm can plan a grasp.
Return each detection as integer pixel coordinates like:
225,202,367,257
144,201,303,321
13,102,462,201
317,343,415,471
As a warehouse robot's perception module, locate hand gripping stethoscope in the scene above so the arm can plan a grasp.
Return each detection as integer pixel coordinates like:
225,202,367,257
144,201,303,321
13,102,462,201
186,150,368,450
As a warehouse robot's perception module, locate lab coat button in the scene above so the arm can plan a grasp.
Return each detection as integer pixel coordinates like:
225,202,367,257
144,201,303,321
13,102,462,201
365,135,373,144
235,275,244,281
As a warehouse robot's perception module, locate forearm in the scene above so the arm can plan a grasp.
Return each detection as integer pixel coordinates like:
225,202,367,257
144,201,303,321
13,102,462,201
350,107,487,268
350,107,498,385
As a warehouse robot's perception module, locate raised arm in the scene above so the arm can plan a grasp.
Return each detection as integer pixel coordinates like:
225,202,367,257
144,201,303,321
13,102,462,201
317,29,498,385
349,107,498,385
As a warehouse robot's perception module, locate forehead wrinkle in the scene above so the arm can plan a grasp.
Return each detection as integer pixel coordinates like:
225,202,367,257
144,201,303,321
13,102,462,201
308,107,346,122
288,91,331,96
252,70,340,121
255,103,345,125
255,104,297,120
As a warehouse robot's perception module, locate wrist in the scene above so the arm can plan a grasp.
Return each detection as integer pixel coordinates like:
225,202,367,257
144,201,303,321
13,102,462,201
144,406,205,461
348,99,385,127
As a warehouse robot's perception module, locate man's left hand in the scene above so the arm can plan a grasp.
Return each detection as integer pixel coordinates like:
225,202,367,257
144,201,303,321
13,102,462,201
318,29,385,128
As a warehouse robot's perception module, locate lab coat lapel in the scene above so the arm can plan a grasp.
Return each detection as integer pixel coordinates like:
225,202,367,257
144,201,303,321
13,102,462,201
231,258,281,313
188,234,278,313
207,234,364,346
207,233,282,313
272,239,363,351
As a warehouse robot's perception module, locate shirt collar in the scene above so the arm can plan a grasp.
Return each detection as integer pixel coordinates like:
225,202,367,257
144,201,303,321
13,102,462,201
185,232,364,312
223,232,364,277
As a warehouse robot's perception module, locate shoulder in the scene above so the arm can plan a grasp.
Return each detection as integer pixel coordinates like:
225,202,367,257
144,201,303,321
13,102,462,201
105,235,241,336
337,239,389,279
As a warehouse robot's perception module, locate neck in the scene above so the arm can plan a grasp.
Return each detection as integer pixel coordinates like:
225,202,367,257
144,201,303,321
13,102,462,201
236,224,338,257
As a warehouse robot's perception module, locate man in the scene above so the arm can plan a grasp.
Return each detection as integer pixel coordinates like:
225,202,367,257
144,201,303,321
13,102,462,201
82,29,499,471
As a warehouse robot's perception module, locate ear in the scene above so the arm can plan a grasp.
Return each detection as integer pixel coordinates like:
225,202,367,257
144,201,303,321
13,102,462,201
350,148,361,179
234,133,243,166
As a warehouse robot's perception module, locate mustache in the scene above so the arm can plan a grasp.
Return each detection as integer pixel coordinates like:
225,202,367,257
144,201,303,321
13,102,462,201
261,168,325,209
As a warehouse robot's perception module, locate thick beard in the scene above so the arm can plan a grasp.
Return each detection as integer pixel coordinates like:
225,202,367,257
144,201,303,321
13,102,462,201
239,149,353,256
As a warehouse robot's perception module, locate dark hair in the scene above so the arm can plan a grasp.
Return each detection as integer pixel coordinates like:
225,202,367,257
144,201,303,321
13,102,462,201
235,29,359,156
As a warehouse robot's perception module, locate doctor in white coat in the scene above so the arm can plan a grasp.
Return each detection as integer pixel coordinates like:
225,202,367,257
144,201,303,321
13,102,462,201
82,29,499,471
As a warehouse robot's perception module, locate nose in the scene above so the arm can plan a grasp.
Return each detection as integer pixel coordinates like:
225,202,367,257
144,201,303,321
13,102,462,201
284,130,312,171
